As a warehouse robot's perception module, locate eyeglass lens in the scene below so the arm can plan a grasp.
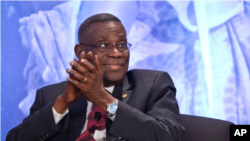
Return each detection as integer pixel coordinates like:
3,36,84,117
98,43,131,52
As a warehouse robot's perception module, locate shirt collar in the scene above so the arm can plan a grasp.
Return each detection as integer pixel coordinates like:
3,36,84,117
105,85,115,94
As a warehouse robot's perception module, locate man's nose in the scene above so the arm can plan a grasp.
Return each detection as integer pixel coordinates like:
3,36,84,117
106,45,122,58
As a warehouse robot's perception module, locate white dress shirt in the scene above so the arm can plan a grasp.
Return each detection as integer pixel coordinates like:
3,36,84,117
52,86,115,141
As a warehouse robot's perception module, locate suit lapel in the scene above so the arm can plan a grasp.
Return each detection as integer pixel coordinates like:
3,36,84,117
67,96,87,141
121,74,132,103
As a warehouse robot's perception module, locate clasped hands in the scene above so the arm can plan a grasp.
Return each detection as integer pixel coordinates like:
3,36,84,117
53,51,115,114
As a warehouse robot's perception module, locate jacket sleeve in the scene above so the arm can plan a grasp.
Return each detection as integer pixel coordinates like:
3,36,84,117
6,88,69,141
108,72,185,141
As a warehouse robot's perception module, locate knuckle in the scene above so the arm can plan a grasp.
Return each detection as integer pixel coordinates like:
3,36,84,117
80,59,87,64
81,68,87,74
80,75,86,81
70,69,76,75
73,62,79,67
89,65,95,71
77,80,81,85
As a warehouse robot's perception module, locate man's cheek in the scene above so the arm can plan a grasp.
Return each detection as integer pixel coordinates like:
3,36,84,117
100,66,106,73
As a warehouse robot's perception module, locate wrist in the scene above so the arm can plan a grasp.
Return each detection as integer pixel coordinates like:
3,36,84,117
60,91,74,104
106,99,118,117
94,89,115,112
53,94,72,114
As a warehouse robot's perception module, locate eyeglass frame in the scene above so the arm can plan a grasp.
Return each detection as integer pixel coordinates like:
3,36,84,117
79,42,132,52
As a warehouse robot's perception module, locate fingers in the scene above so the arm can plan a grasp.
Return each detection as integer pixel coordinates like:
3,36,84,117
94,55,102,72
79,51,93,62
79,59,95,72
69,51,96,80
66,52,96,95
79,51,85,60
85,51,93,62
67,76,86,91
73,51,95,73
70,61,90,75
67,68,88,84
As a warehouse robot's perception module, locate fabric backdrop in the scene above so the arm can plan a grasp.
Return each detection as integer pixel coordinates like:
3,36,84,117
1,1,250,140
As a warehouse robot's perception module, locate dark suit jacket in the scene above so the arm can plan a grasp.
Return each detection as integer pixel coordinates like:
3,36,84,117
6,69,184,141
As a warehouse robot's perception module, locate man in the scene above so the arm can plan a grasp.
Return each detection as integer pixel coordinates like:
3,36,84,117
6,13,184,141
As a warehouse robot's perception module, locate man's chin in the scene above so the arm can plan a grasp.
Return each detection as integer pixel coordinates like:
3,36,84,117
103,75,124,87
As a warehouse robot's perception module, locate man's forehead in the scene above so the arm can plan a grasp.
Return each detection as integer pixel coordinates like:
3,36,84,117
88,21,125,32
86,21,126,39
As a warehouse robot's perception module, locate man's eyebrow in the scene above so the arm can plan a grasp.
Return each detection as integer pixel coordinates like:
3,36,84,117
95,36,109,41
97,36,108,39
118,34,126,38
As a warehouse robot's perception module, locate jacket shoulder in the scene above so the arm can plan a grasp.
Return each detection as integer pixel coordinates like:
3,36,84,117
39,81,67,92
126,69,171,85
127,69,169,77
37,81,67,104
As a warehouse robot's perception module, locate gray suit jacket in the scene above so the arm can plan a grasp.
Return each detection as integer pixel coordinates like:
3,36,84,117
6,69,184,141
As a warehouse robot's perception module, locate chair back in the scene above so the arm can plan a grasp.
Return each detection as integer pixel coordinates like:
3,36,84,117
180,114,234,141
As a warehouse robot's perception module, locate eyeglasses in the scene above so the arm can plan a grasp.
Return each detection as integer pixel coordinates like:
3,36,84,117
79,42,132,52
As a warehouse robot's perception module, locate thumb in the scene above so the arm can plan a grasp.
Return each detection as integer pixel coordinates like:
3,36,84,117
66,77,76,90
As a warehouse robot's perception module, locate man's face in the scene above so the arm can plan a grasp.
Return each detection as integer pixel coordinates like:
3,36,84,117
82,21,129,86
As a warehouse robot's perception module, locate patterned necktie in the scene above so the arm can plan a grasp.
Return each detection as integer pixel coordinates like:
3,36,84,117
75,104,106,141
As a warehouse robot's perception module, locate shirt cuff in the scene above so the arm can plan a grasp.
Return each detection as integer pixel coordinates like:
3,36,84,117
52,107,69,124
108,115,116,121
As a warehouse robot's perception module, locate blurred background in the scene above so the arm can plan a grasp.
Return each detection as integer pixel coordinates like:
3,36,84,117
1,0,250,140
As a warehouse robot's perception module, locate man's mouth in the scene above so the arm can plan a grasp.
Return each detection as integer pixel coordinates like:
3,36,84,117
105,65,121,70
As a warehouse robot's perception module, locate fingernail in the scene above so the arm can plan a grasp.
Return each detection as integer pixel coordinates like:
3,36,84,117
71,69,75,74
67,69,75,74
70,62,78,67
67,77,70,81
81,59,87,63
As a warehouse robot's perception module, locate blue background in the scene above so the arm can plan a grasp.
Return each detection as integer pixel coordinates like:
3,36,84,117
1,1,250,140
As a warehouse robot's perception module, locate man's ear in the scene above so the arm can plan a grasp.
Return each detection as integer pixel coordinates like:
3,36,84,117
74,44,83,59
